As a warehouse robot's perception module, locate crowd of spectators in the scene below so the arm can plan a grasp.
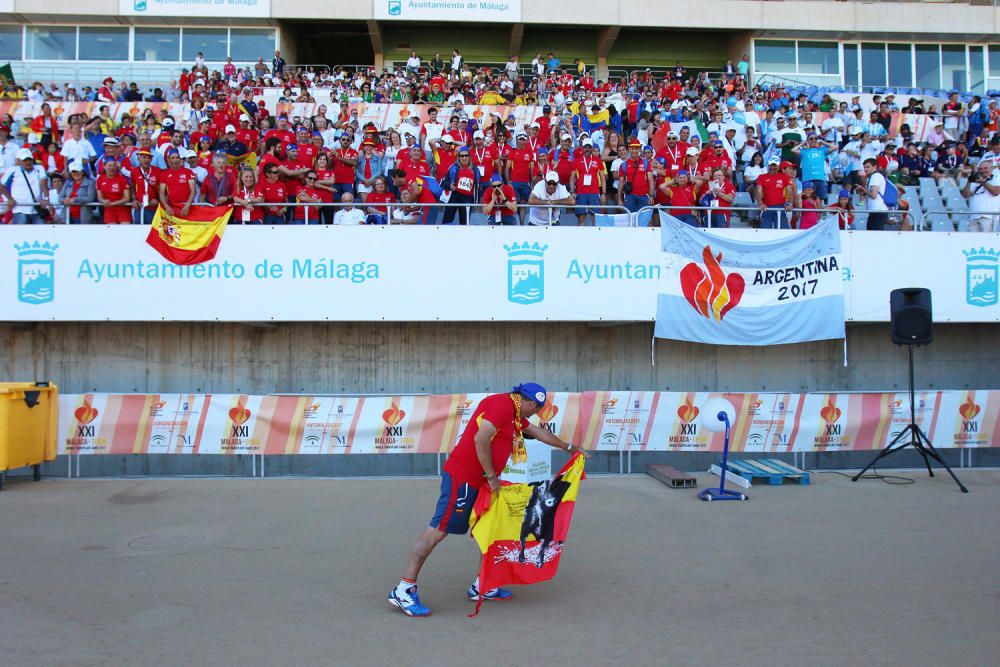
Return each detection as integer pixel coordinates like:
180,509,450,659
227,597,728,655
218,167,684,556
1,48,997,229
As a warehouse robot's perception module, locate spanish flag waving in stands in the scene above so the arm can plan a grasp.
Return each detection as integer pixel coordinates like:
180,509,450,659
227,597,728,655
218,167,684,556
468,453,586,617
146,205,233,265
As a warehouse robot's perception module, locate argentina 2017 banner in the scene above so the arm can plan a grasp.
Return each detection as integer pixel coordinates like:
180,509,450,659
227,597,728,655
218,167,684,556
655,218,845,346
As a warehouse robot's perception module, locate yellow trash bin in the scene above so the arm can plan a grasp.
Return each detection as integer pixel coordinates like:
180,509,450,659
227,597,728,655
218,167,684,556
0,382,59,490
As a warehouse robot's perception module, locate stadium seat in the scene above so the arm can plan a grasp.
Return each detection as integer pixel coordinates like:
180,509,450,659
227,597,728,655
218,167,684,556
987,89,1000,98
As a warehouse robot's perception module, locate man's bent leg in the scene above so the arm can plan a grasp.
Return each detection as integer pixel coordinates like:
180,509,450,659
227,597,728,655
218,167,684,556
403,526,447,582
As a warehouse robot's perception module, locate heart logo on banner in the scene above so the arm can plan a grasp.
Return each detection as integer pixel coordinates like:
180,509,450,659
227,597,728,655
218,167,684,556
229,406,251,425
679,246,745,322
74,404,98,424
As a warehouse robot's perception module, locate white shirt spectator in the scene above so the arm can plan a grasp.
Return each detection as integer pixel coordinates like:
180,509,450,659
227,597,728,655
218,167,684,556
61,136,97,165
406,55,421,70
3,164,48,215
967,170,1000,231
0,141,18,170
334,207,367,225
528,180,571,225
866,171,889,212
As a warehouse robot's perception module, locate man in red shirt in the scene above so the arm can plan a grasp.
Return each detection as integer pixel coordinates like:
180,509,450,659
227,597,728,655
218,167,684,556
469,130,497,199
655,130,684,177
263,114,295,158
534,104,554,145
506,133,536,204
571,139,605,225
259,163,287,225
130,147,160,224
618,139,654,212
658,169,700,226
157,148,196,216
433,135,458,178
701,140,733,179
96,156,132,224
398,144,430,182
331,134,358,200
388,384,588,617
755,156,793,229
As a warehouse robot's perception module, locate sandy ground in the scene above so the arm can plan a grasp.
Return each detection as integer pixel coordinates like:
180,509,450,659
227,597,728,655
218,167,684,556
1,469,998,667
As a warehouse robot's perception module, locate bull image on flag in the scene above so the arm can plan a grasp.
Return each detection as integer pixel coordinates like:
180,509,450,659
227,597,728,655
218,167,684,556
467,452,586,617
145,205,233,266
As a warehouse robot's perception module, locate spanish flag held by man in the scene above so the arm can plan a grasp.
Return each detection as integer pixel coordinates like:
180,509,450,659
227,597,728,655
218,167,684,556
388,383,591,618
467,452,586,617
145,205,233,265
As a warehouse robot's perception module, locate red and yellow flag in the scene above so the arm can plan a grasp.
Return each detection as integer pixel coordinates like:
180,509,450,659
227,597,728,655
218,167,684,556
468,452,586,617
145,205,233,265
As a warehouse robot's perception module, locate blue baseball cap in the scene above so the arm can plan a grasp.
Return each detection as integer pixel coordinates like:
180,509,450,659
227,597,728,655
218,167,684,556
676,169,689,176
838,189,851,199
286,143,298,151
536,147,548,155
513,383,547,405
713,140,724,146
457,146,470,155
490,173,503,184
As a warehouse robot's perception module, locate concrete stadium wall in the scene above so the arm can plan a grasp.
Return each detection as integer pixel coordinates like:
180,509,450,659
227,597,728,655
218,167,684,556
6,1,997,39
2,322,998,395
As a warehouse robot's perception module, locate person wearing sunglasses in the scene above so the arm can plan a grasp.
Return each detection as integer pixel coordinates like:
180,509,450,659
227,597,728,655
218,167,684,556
294,171,323,224
260,166,287,225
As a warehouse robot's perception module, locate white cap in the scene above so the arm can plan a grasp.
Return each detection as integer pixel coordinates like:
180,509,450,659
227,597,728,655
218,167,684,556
441,135,455,143
239,113,251,122
185,149,198,159
27,134,40,145
225,124,236,133
768,156,781,165
582,138,593,147
666,131,678,138
473,130,485,139
544,170,559,182
162,117,175,127
529,121,540,129
16,148,33,160
685,146,699,156
69,160,84,172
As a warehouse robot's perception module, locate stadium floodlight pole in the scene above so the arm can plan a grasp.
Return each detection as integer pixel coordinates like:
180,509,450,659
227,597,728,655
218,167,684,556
699,397,747,502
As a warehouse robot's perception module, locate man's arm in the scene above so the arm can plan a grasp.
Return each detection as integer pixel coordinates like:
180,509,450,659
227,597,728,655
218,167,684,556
523,422,590,458
473,419,500,491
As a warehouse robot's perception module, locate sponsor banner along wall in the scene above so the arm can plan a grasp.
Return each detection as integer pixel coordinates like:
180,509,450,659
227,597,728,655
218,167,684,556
3,226,998,322
58,390,1000,456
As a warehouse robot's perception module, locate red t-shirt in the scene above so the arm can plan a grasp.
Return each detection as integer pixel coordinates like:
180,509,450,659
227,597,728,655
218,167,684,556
294,185,322,221
667,182,699,215
619,158,652,196
131,166,161,208
258,153,282,179
401,159,430,182
470,144,498,180
96,173,130,214
235,183,263,222
443,393,528,483
451,166,478,195
574,155,603,194
508,148,535,182
259,179,287,215
160,167,196,208
236,128,259,153
332,147,358,184
710,180,736,220
298,144,321,169
757,172,791,206
366,191,395,216
314,168,336,203
436,147,457,176
263,128,295,157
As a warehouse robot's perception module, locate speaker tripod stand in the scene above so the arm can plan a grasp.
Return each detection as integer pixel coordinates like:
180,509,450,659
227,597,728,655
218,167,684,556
852,346,968,493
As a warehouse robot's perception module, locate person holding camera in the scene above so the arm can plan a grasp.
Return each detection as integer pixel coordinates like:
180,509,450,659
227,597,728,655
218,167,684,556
962,161,1000,232
617,139,654,213
482,173,518,225
0,148,52,224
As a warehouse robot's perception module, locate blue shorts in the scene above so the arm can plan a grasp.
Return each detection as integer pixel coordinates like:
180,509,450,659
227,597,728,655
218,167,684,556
429,472,480,535
512,181,532,203
575,193,600,216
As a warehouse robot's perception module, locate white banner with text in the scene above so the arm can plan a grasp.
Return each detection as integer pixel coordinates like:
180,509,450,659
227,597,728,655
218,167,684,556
2,227,997,323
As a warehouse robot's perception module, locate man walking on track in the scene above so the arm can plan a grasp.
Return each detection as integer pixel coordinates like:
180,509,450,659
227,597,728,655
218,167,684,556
388,383,590,617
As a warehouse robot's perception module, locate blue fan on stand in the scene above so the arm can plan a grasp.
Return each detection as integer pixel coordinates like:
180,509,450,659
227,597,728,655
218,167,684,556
698,397,748,502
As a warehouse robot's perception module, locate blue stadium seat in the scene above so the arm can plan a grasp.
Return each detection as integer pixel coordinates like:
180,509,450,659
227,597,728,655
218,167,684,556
830,86,845,93
987,89,1000,97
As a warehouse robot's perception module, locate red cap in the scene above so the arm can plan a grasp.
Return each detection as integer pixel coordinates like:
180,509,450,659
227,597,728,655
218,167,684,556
628,139,641,148
780,160,795,170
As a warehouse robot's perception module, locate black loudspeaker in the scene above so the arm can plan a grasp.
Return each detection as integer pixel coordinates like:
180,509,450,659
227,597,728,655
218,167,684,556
890,288,933,345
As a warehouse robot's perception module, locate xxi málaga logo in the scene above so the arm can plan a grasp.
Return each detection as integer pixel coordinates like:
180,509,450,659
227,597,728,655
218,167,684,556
15,241,58,305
